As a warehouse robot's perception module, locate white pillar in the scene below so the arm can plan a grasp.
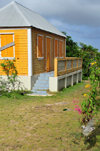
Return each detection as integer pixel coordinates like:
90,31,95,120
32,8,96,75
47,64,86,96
49,77,58,92
71,75,73,86
28,28,32,77
65,77,67,88
76,73,78,84
80,72,82,82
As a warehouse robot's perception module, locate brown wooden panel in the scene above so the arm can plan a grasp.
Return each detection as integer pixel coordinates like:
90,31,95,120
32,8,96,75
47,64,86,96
54,39,58,57
59,40,63,57
37,35,43,58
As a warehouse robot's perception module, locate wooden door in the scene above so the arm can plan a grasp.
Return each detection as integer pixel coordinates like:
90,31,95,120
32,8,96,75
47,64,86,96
46,37,51,72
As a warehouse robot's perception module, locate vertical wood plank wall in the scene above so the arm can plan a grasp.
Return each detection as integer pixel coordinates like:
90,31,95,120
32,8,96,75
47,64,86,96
32,28,66,75
0,29,28,75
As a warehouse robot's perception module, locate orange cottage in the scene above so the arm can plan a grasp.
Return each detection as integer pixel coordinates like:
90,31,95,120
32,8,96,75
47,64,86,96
0,1,66,90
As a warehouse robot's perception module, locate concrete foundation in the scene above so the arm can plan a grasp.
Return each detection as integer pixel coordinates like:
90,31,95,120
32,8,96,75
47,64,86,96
49,69,82,92
0,75,32,90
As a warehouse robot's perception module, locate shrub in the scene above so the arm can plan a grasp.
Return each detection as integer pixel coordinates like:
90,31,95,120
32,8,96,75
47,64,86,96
0,60,23,96
81,62,100,125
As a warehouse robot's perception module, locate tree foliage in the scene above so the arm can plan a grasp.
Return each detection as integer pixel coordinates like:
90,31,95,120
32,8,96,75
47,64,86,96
66,35,80,57
64,33,100,78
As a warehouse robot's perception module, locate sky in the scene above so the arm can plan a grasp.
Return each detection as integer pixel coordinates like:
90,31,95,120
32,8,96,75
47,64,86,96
0,0,100,51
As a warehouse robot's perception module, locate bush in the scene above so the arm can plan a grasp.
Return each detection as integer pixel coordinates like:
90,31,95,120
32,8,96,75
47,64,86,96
0,60,24,97
81,62,100,125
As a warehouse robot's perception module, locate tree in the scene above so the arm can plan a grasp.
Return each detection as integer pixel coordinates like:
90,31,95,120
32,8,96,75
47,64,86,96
79,43,99,77
62,32,79,57
63,32,100,78
66,36,79,57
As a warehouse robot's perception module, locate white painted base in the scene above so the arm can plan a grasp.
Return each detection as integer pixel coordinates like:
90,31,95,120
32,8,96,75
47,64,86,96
49,69,82,92
0,75,32,90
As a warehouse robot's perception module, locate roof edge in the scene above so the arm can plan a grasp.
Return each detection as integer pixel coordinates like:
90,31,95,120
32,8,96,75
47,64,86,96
0,26,66,38
13,1,30,26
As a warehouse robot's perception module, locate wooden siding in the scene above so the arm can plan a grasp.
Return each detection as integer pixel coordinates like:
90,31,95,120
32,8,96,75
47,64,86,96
0,29,28,75
32,28,66,75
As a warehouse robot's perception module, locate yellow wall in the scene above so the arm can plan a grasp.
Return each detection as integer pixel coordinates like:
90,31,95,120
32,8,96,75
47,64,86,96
0,29,28,75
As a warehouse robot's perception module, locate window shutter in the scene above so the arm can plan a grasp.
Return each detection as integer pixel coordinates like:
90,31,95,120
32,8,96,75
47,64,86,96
37,35,43,58
1,34,14,58
55,39,58,57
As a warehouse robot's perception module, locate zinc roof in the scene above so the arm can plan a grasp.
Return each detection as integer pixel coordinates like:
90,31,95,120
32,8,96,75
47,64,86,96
0,1,66,37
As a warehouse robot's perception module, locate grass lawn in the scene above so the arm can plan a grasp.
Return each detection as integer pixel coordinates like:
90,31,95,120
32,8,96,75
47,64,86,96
0,82,100,151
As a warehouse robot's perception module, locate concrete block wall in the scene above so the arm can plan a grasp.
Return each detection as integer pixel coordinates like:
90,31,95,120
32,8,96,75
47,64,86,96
49,69,82,92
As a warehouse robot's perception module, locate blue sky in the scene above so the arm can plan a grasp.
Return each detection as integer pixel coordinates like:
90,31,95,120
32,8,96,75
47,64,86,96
0,0,100,51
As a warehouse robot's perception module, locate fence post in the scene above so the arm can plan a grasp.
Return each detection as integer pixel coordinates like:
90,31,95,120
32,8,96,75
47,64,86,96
71,60,73,70
54,58,58,77
65,60,67,73
77,59,79,69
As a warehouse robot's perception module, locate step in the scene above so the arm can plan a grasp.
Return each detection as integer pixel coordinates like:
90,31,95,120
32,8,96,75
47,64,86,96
32,87,49,91
38,74,54,79
34,79,49,83
38,77,52,80
39,73,54,77
34,82,49,86
32,90,48,95
32,71,54,95
34,83,49,87
33,86,49,89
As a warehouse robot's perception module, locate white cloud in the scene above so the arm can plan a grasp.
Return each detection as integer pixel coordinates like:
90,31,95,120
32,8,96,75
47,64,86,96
0,0,100,27
0,0,100,50
15,0,100,27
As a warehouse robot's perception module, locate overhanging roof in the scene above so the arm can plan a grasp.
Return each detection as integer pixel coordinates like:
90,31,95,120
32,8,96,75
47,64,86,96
0,1,66,38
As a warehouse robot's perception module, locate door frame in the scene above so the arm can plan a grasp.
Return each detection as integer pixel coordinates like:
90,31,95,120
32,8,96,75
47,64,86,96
46,36,52,72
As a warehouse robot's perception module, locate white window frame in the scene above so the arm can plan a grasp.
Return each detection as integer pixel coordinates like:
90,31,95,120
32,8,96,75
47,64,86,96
37,34,44,60
0,33,15,60
54,38,59,58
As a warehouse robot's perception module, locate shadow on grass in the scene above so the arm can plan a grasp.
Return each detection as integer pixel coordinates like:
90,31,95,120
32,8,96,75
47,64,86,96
84,124,100,150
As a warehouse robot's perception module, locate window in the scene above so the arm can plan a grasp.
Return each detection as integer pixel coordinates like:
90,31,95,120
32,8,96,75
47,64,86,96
37,34,44,58
54,39,58,57
59,40,63,57
0,33,15,60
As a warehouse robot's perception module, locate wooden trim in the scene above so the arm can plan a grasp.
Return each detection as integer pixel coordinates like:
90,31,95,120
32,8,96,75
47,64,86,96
46,36,52,72
65,39,66,57
54,58,58,77
0,42,15,51
13,34,15,58
28,28,32,76
0,32,14,35
54,57,82,77
0,57,15,60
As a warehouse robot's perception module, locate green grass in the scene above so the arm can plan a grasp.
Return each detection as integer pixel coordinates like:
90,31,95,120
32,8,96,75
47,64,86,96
0,82,100,151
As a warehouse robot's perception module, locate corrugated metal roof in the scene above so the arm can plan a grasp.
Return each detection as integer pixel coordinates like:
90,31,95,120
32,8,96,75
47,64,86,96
0,1,66,37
